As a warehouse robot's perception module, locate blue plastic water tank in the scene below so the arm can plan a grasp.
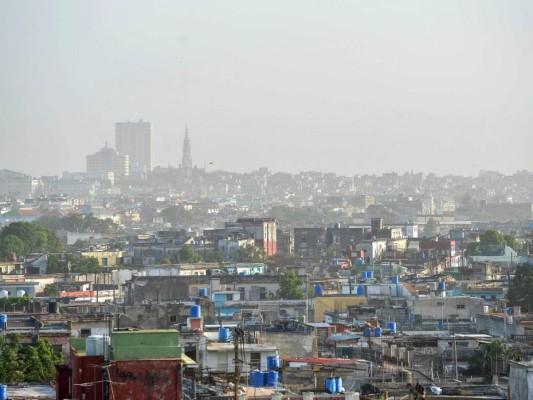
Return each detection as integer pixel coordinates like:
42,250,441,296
364,327,372,337
198,288,208,297
267,354,280,370
361,271,367,280
356,286,365,296
250,370,265,387
438,281,446,291
314,284,323,297
266,370,279,387
388,322,397,334
190,305,201,318
0,384,7,400
374,327,382,337
355,258,363,265
335,376,343,393
367,271,374,279
325,377,337,394
218,327,230,342
392,275,399,284
0,314,7,327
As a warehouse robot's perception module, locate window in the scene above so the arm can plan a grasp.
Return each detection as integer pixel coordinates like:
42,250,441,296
250,352,261,370
80,328,91,337
169,315,177,323
456,304,465,309
437,302,444,307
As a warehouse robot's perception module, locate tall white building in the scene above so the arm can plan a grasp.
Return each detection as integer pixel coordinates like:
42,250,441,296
115,120,153,173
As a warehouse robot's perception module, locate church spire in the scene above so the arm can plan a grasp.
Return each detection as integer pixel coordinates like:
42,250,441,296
182,124,192,170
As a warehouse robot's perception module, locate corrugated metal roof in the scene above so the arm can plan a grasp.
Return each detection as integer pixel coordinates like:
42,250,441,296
305,322,331,328
328,333,361,341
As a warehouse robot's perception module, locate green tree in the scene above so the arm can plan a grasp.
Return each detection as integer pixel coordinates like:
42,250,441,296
466,230,521,256
235,244,264,263
325,246,337,259
274,271,305,300
64,254,102,273
70,239,89,252
0,222,62,254
160,206,193,226
0,333,61,383
37,213,117,234
503,234,521,253
204,250,224,264
479,230,506,249
0,235,25,261
43,283,60,297
508,265,533,312
46,254,65,274
175,244,198,263
467,341,519,376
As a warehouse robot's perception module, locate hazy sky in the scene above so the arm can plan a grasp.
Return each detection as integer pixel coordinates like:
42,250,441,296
1,1,532,177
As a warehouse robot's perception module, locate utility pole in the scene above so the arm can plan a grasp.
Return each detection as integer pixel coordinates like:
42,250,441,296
453,334,458,381
234,328,243,400
306,274,309,322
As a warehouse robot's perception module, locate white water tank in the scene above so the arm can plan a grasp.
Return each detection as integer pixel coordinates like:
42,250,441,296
0,290,8,299
86,335,108,356
16,290,25,298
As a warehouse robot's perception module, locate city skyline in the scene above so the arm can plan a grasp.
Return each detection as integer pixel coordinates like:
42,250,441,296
1,1,533,178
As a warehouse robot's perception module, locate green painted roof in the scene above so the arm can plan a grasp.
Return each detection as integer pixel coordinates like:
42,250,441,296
111,330,181,361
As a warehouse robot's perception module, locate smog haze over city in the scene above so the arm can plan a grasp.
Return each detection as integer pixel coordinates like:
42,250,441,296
1,1,533,177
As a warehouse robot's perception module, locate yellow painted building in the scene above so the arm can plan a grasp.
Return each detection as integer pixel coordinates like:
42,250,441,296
312,295,367,323
80,250,124,267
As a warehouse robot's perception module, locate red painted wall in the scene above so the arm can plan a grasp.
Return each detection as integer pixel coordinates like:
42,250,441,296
70,349,104,400
55,364,72,400
109,359,182,400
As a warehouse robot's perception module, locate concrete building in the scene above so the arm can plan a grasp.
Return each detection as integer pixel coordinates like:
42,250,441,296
409,296,484,325
115,120,153,173
294,227,327,258
325,226,366,255
203,341,278,373
509,360,533,400
86,144,129,180
0,169,39,198
80,249,124,268
62,330,183,400
225,218,277,257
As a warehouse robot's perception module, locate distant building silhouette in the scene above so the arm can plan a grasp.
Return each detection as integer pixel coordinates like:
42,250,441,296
86,143,129,181
181,125,192,172
115,120,153,174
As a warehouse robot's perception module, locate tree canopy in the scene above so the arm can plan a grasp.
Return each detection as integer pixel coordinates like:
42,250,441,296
467,341,519,376
46,254,101,274
273,271,305,300
160,206,193,226
0,333,62,383
508,264,533,312
0,222,62,258
235,244,265,263
0,234,25,260
465,230,521,256
36,213,117,234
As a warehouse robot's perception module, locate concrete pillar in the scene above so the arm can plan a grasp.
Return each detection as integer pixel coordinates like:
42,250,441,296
302,392,314,400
